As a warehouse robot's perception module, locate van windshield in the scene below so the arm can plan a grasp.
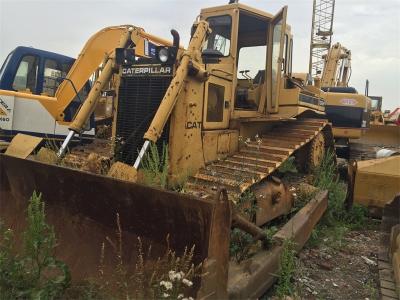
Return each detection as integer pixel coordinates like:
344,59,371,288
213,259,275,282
0,51,13,82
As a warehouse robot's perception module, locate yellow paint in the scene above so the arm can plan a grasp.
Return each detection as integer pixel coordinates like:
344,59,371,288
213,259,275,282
5,134,43,159
353,156,400,208
333,127,362,139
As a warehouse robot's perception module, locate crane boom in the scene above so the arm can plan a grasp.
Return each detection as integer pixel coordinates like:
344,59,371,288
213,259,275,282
309,0,335,77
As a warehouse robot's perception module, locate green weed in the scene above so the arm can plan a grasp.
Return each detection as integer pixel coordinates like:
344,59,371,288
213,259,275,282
307,150,369,248
141,142,169,189
229,228,254,263
275,239,296,298
363,278,378,300
0,192,70,299
278,156,298,174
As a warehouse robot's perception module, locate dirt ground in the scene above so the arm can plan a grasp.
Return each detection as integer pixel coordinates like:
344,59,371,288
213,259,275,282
266,168,384,300
272,227,384,300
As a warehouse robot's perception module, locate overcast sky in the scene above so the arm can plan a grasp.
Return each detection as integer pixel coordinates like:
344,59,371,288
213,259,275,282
0,0,399,110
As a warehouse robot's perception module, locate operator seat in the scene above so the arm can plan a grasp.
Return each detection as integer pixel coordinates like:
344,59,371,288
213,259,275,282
235,70,265,109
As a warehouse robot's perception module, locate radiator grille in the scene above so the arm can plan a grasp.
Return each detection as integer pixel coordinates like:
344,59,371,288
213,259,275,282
115,70,172,165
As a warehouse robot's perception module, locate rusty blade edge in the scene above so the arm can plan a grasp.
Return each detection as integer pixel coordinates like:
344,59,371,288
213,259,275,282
227,190,328,299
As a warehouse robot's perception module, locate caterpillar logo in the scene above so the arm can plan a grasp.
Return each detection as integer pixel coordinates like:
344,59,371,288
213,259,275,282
0,107,6,116
122,65,172,77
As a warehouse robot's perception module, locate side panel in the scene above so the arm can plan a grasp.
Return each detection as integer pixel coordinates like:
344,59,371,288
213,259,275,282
0,94,15,130
0,92,94,139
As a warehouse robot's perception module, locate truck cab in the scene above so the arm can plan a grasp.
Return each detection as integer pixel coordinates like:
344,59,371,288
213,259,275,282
0,46,94,140
0,46,75,97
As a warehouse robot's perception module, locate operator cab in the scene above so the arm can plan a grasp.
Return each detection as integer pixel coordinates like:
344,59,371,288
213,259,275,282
200,2,295,126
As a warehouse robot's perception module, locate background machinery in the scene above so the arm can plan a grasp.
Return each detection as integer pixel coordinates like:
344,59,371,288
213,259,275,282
308,0,335,79
369,95,385,125
308,0,370,158
346,155,400,299
0,1,358,297
0,29,170,142
0,46,95,141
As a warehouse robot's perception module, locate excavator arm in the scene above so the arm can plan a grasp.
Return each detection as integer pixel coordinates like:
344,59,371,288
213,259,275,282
321,42,351,87
38,25,178,122
56,24,189,157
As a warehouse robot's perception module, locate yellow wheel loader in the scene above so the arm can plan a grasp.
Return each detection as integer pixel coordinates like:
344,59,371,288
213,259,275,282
346,156,400,299
1,2,336,297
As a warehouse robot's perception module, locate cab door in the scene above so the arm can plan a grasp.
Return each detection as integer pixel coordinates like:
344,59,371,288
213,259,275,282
267,6,288,113
201,14,235,130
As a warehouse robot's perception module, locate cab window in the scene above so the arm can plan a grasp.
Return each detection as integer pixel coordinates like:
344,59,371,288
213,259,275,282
43,59,66,96
203,15,232,56
12,55,38,92
235,11,268,110
206,83,225,122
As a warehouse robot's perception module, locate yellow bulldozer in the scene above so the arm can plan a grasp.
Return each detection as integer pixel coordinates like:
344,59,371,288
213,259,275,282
346,155,400,298
349,96,400,161
1,2,348,297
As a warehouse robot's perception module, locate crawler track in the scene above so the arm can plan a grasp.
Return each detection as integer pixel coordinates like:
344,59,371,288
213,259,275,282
186,118,332,202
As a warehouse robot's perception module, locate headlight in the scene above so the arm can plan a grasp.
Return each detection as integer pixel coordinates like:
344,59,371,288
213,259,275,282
158,47,169,63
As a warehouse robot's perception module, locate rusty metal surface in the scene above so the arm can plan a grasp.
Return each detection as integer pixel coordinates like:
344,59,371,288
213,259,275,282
198,189,232,299
0,154,218,281
227,190,328,299
5,133,43,158
186,119,329,202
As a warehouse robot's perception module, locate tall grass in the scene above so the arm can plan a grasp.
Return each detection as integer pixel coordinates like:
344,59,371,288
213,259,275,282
308,150,369,247
275,239,296,298
141,142,169,189
0,192,71,299
71,215,201,300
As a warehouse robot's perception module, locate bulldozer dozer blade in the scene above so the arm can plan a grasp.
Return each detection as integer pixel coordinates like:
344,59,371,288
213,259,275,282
4,133,43,158
0,154,328,298
357,125,400,148
347,156,400,209
0,154,231,298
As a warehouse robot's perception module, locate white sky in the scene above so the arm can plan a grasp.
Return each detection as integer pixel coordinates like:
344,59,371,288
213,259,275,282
0,0,399,110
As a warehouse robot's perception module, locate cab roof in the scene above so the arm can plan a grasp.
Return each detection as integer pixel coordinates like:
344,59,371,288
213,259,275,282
200,2,275,19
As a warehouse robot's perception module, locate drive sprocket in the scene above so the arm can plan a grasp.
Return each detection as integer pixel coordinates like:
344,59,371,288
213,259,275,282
307,132,325,171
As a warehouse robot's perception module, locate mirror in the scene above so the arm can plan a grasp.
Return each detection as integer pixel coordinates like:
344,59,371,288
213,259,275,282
201,49,224,64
